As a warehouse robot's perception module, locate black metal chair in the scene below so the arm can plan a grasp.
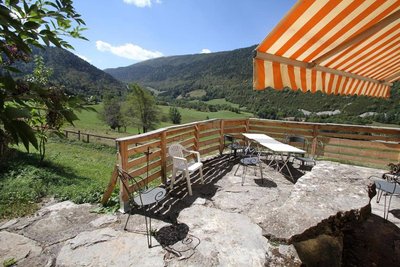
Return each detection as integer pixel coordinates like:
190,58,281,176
234,143,264,185
370,172,400,221
223,134,245,160
285,135,323,171
118,165,167,248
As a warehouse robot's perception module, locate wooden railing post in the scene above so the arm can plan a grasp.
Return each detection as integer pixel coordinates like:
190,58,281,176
311,125,318,156
78,130,81,141
118,141,129,212
245,118,250,133
194,124,200,151
160,130,167,185
219,119,225,155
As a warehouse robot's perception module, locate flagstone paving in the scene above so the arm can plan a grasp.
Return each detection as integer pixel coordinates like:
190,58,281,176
1,157,399,266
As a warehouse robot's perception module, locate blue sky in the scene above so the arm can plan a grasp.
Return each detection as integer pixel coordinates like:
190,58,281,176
67,0,296,70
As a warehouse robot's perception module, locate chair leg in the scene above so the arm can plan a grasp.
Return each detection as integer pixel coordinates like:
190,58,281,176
376,189,383,203
383,194,394,221
241,165,247,186
259,163,264,184
234,163,241,176
185,170,193,196
123,210,131,231
170,168,177,191
143,211,152,248
199,167,204,184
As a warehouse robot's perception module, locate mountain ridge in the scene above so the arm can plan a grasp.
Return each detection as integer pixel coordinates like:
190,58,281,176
11,46,127,98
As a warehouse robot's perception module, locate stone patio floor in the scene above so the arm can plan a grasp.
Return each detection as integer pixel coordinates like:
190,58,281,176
1,155,400,266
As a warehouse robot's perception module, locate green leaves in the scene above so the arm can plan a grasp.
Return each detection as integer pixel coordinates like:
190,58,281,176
1,0,87,157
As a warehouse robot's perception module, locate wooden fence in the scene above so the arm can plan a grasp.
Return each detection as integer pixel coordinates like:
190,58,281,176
102,118,400,206
64,130,116,146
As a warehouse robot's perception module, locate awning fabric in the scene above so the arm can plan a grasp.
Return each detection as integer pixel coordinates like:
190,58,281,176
253,0,400,98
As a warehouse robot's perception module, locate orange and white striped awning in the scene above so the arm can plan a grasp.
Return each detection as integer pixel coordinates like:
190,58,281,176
253,0,400,98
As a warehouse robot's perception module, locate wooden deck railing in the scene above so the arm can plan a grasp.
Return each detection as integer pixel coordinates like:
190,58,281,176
104,118,400,207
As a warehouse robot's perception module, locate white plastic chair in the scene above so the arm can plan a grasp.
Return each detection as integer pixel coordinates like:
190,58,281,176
168,143,204,195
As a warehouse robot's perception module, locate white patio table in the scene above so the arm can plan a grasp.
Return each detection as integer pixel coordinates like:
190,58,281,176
242,133,305,181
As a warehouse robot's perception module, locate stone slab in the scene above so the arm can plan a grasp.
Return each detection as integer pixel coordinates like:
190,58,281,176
261,161,386,242
56,227,164,267
168,205,268,266
0,231,42,265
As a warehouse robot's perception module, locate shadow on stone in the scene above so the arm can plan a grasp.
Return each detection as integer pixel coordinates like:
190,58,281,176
155,222,201,261
294,234,342,267
342,214,400,267
254,178,277,188
390,209,400,219
131,155,235,224
155,223,189,246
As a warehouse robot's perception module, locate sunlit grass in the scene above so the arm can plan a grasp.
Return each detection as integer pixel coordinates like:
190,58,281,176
0,138,116,219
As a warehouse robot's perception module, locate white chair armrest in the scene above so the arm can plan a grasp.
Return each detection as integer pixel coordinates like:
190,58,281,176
188,150,201,162
171,156,188,170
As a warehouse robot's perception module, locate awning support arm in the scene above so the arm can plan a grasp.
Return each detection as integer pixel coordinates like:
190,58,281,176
254,51,393,86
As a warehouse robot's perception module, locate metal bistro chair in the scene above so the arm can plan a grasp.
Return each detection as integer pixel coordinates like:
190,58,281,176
118,148,167,248
223,134,245,160
234,143,264,186
168,143,204,196
285,135,323,171
370,170,400,221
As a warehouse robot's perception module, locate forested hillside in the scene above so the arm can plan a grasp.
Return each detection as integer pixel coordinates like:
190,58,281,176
10,47,126,98
105,45,400,125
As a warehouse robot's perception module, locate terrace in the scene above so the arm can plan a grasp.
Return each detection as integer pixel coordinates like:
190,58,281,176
1,118,400,266
99,118,400,265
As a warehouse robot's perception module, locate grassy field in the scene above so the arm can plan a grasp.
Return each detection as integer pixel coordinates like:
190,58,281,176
66,103,253,136
205,98,241,109
0,101,253,219
158,105,252,124
0,139,116,219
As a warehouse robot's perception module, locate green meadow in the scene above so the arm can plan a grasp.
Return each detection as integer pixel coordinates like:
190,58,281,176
66,102,252,135
1,100,253,219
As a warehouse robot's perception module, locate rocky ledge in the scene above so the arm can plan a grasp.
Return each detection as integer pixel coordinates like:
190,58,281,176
0,160,398,266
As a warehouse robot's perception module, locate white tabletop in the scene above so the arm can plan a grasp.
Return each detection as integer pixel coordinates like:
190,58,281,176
243,133,305,154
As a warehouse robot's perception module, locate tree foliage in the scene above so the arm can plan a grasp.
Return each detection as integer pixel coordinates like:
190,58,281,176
124,84,160,133
169,106,181,124
100,94,125,132
0,0,87,156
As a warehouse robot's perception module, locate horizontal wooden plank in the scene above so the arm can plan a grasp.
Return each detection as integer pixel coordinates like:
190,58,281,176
248,125,312,137
181,138,196,147
327,138,400,150
128,159,161,177
166,131,195,143
126,150,161,169
198,120,221,131
318,124,400,136
199,129,220,139
249,119,316,130
323,152,388,167
117,131,162,147
199,144,220,156
166,127,195,137
126,140,161,156
223,119,247,127
199,137,220,147
224,127,247,134
318,131,399,142
324,146,398,161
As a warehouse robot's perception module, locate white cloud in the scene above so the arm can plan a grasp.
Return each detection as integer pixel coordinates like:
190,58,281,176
123,0,161,7
96,40,163,61
201,48,211,54
76,54,91,63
